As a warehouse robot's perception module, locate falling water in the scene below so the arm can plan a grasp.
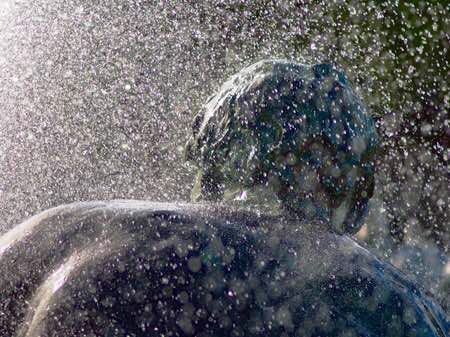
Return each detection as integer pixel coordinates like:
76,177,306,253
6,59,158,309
0,1,448,335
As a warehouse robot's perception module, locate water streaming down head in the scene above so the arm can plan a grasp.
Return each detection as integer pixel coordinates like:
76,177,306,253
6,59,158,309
186,59,379,234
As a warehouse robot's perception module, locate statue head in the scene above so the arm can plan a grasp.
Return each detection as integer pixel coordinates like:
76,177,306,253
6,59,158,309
186,59,378,234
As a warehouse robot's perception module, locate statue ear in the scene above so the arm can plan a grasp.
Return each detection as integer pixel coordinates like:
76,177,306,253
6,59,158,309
339,168,375,235
191,167,224,202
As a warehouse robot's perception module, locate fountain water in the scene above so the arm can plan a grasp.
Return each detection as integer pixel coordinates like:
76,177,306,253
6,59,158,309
0,1,448,336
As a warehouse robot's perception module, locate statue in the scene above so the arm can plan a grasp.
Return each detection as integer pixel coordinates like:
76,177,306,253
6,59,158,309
186,59,378,235
0,60,448,337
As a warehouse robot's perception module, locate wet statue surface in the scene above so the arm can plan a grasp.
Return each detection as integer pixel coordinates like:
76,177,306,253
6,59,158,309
0,60,448,336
